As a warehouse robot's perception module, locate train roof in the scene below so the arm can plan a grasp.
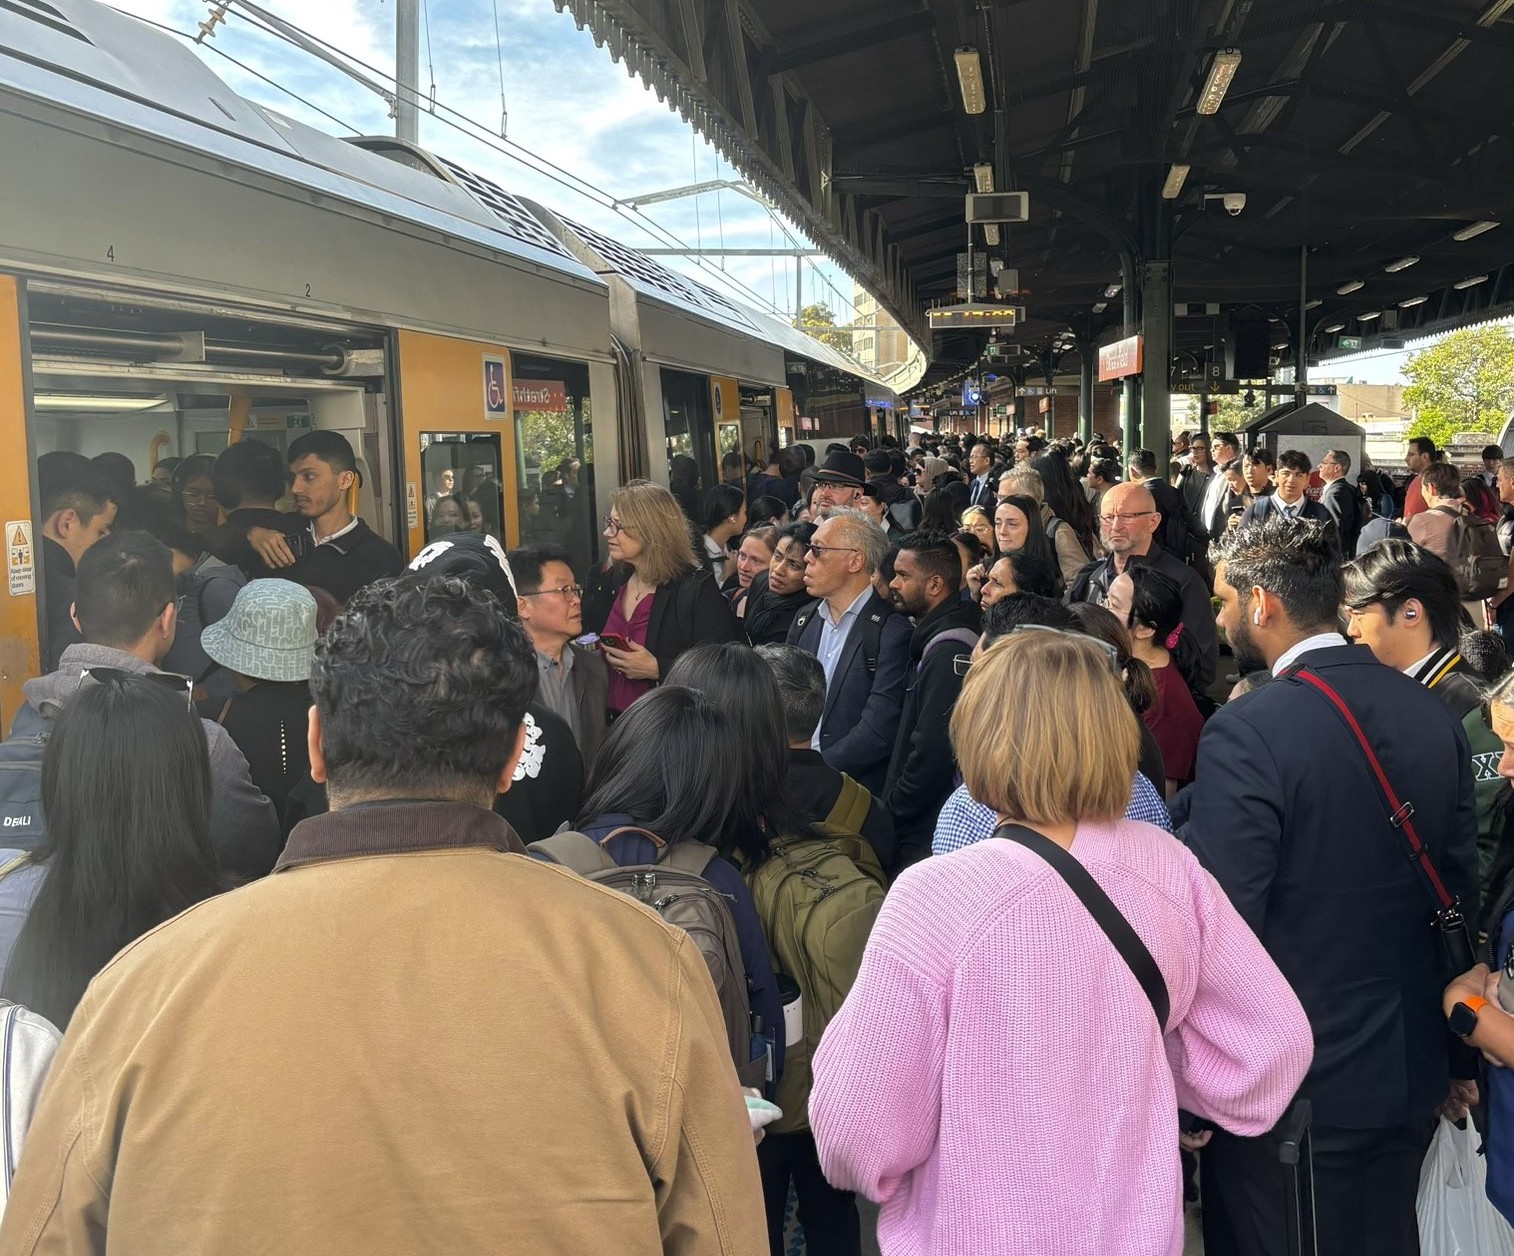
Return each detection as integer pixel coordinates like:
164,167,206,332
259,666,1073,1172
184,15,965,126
0,0,604,287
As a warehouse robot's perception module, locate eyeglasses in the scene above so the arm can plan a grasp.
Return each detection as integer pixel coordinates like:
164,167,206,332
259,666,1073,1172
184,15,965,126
1009,625,1122,675
181,490,219,507
521,584,584,601
805,543,859,558
1099,510,1156,525
602,516,630,537
76,666,195,712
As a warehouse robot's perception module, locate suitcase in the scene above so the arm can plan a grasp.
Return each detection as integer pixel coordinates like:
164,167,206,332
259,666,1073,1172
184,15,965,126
1276,1098,1318,1256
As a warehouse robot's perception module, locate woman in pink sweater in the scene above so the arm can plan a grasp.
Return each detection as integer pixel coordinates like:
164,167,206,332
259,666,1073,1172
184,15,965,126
809,630,1313,1256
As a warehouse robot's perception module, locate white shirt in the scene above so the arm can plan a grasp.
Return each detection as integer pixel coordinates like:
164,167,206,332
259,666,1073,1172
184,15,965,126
703,534,728,584
311,516,359,547
1271,631,1346,676
810,585,874,750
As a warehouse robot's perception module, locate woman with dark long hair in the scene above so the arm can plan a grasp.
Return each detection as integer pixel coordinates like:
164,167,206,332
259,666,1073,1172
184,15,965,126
743,522,816,646
994,495,1061,593
172,453,220,536
562,684,783,1069
0,672,229,1028
701,484,748,585
1032,450,1099,558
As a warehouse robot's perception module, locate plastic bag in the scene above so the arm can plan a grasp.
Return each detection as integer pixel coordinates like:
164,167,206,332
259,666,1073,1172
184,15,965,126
1418,1117,1514,1256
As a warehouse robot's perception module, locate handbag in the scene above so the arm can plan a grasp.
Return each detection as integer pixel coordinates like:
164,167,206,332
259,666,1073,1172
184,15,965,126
992,822,1169,1030
1282,664,1475,976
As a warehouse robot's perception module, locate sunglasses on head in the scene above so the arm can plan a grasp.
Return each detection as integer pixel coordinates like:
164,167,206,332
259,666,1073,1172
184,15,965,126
76,666,195,713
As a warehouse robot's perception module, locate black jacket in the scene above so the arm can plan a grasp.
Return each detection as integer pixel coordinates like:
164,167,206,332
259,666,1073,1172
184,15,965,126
742,571,810,646
643,566,741,678
1318,479,1367,557
285,519,405,604
216,680,312,832
1066,546,1218,688
785,748,896,868
41,537,81,671
882,598,983,869
1143,477,1208,561
1182,645,1479,1129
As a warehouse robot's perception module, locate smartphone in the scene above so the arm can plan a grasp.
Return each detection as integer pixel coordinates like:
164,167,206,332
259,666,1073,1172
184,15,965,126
597,633,632,652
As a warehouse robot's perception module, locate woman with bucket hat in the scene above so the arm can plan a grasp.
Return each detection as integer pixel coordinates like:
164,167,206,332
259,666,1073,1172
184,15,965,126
202,580,319,827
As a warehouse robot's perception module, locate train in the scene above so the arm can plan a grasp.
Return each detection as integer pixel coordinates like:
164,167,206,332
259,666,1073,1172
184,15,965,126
0,0,901,721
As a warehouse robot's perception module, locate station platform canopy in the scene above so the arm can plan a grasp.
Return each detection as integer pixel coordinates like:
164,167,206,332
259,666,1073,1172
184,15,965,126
557,0,1514,402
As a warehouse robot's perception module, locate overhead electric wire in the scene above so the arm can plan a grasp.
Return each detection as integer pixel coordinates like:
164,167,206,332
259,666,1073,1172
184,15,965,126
421,0,436,110
208,1,797,319
490,0,507,137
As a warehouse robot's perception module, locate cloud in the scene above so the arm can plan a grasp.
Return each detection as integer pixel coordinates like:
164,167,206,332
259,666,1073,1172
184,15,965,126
103,0,859,324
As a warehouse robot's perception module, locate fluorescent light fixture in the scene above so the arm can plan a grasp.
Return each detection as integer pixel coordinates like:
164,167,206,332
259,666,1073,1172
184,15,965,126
1336,280,1364,295
1103,283,1122,299
1324,323,1345,333
1305,299,1323,309
1092,301,1108,313
32,393,169,412
1453,221,1500,242
1454,274,1489,289
972,163,994,193
1384,255,1419,273
1398,295,1428,308
1272,341,1289,351
1197,49,1242,115
954,47,987,115
1161,163,1191,200
1356,310,1383,321
983,224,1000,245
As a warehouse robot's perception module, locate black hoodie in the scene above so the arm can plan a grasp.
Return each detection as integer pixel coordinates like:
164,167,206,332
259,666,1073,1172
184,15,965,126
882,597,984,869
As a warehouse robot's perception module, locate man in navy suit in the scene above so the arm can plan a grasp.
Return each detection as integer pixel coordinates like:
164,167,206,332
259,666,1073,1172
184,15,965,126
1237,448,1335,537
786,510,910,796
1317,448,1366,557
1184,517,1478,1256
966,441,996,513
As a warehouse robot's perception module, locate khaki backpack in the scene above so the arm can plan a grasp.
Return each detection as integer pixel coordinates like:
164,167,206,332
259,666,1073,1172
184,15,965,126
746,829,885,1135
530,827,766,1089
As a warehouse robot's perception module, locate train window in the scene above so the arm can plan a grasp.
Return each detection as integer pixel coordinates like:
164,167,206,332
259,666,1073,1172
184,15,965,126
511,354,595,575
419,433,503,543
661,368,714,503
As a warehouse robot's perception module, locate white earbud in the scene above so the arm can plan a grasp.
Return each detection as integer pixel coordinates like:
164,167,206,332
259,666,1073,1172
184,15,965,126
1253,608,1262,625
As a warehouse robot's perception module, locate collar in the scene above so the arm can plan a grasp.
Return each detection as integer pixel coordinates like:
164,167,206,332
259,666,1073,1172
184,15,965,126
1272,631,1347,676
310,516,361,548
1408,646,1462,688
1273,494,1307,515
276,799,526,872
704,534,725,559
535,645,573,673
819,584,873,629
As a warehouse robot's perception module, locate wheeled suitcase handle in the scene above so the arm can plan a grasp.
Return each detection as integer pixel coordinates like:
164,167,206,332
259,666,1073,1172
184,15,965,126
1276,1097,1312,1167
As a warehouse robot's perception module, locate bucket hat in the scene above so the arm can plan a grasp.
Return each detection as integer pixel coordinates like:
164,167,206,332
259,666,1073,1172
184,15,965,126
201,580,318,683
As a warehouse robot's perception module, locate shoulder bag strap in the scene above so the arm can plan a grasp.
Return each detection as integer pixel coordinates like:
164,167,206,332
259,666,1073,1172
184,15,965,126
993,823,1169,1031
0,855,29,884
662,840,719,877
1282,665,1472,969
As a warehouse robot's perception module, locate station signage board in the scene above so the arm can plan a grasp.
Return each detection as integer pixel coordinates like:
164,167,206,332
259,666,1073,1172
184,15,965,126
928,304,1020,331
512,380,567,412
1097,335,1144,382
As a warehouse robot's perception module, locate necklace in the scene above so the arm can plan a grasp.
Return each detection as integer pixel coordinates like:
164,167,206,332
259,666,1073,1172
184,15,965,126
625,574,652,607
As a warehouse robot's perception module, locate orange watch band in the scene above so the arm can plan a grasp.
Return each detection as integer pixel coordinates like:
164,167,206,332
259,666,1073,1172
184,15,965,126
1464,996,1491,1015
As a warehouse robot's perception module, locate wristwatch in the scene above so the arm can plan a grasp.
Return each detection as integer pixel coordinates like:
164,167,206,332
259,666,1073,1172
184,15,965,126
1449,996,1490,1038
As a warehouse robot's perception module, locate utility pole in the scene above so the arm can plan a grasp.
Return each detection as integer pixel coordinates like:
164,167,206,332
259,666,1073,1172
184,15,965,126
395,0,421,144
794,259,803,329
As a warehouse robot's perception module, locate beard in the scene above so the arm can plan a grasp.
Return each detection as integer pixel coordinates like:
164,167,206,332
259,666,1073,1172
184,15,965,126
1228,612,1269,676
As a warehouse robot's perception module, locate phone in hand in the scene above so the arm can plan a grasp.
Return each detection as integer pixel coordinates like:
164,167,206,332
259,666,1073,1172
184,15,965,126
597,633,632,653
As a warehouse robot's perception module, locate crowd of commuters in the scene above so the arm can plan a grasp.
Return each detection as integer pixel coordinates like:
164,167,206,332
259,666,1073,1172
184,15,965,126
8,423,1514,1256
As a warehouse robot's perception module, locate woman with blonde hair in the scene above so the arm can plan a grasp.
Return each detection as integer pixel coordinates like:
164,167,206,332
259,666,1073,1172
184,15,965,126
810,631,1313,1256
599,479,739,715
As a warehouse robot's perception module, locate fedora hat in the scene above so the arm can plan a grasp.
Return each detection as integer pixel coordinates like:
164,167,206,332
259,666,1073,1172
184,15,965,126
201,580,318,683
813,450,867,487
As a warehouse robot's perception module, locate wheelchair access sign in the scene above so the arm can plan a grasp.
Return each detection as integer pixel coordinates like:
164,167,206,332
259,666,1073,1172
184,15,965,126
483,355,509,421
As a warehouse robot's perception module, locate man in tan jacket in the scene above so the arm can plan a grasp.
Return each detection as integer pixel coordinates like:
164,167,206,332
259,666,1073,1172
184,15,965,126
0,575,765,1256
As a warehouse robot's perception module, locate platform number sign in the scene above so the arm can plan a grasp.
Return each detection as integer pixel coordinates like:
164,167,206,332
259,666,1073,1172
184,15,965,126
483,355,509,422
6,521,34,597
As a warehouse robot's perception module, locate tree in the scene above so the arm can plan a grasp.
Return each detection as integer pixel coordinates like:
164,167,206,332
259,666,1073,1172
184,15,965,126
1403,324,1514,440
798,302,854,354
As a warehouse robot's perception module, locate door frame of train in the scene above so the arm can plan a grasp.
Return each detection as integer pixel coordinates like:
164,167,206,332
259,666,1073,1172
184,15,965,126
0,276,41,730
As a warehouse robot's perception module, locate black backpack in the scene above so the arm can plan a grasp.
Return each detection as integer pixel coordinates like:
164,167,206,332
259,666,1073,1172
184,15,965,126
0,705,49,851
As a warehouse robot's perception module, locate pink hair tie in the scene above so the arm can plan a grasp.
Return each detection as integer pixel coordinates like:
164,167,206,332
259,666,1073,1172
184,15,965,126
1165,624,1184,651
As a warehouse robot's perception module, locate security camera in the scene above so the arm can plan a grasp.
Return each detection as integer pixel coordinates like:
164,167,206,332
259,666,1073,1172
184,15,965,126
1223,192,1246,216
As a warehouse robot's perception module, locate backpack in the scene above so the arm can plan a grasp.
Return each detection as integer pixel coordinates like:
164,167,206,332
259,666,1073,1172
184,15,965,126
918,627,981,675
529,827,766,1088
1439,507,1507,600
745,832,885,1134
0,706,49,851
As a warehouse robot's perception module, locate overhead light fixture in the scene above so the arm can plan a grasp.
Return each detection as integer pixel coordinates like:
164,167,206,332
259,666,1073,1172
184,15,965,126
954,47,987,115
1453,221,1500,242
1305,299,1323,309
1454,274,1490,289
1398,295,1428,308
1336,280,1364,295
1103,282,1122,299
1384,255,1419,273
1196,49,1242,115
1271,341,1289,351
1092,301,1108,313
1161,163,1191,200
972,163,994,193
1356,310,1383,321
984,224,1000,245
32,393,170,412
1324,322,1345,333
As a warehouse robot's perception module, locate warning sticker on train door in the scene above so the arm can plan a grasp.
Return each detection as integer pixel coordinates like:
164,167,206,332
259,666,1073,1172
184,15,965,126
405,483,419,530
6,521,34,596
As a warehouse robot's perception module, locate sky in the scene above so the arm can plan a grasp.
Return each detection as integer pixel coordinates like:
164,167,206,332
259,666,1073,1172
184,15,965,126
101,0,862,327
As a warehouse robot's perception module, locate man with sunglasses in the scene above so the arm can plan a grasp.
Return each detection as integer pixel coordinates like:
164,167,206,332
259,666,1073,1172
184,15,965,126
510,542,607,762
1064,482,1219,688
3,532,279,880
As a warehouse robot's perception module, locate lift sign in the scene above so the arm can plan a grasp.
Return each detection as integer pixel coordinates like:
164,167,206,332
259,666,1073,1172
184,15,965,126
6,520,33,597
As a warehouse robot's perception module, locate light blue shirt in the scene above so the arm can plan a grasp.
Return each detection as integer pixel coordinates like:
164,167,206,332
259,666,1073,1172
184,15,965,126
810,585,875,751
931,775,1173,856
